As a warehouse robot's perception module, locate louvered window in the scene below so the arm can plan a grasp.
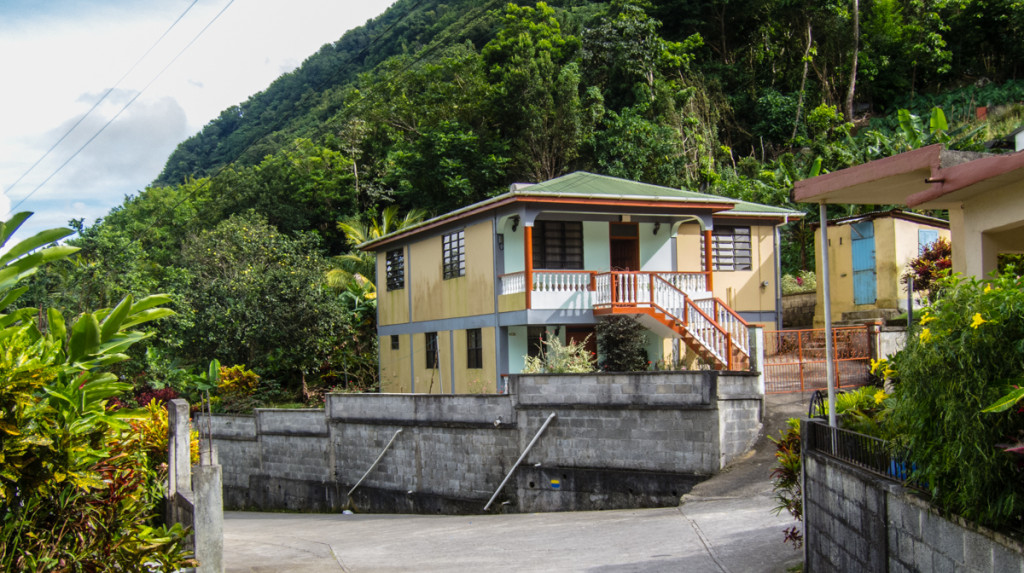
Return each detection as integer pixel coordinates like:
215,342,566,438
532,221,584,269
701,226,752,271
386,248,404,290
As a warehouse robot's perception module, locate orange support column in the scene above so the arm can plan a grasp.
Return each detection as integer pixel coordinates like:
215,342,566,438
703,229,714,292
524,225,533,310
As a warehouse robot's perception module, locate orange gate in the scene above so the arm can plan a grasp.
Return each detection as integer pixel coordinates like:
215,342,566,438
764,325,874,393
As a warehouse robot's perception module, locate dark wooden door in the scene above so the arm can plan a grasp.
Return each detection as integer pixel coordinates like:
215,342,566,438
609,223,639,270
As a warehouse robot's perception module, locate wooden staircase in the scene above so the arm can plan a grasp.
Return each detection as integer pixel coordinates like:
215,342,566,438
593,273,750,371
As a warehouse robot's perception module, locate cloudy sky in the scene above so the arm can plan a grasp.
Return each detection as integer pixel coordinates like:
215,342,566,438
0,0,396,244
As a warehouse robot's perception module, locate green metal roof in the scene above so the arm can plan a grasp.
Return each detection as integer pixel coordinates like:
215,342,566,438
513,171,725,202
360,171,803,250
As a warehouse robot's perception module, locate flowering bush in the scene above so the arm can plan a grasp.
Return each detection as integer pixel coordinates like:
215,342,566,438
886,272,1024,528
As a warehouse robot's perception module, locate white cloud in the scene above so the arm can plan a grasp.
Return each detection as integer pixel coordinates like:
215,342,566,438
0,0,396,244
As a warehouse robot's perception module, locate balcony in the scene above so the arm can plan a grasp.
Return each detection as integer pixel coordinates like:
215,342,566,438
499,270,750,370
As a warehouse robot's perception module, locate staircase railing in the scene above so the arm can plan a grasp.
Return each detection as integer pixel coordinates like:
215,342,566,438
651,276,741,369
692,297,750,360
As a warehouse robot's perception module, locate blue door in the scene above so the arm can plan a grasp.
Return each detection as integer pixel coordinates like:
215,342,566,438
851,221,876,305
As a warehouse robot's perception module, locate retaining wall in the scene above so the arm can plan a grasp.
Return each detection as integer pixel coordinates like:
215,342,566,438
803,427,1024,572
199,370,762,514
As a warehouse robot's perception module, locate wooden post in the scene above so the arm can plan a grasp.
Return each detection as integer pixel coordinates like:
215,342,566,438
524,225,533,310
703,229,714,292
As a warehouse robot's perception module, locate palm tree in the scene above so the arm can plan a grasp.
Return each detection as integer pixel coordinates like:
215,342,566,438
327,205,427,292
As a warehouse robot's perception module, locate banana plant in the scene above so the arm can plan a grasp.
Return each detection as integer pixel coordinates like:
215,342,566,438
0,212,174,423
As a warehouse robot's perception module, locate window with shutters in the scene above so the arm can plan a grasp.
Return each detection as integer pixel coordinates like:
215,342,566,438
532,221,584,269
701,226,752,271
442,231,465,279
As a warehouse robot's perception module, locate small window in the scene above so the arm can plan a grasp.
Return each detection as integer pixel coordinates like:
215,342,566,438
466,328,483,369
391,335,400,350
701,226,752,271
425,332,438,369
386,249,404,290
442,231,465,279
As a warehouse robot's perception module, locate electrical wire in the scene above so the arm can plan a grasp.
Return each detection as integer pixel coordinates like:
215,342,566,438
7,0,236,215
3,0,200,200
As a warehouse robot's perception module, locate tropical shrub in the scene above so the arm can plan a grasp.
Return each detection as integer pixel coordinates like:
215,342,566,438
781,270,817,295
0,213,192,570
768,418,803,549
902,237,952,299
522,334,596,374
596,315,649,371
886,273,1024,528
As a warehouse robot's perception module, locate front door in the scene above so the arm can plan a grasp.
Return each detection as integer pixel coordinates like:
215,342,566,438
851,221,877,305
609,222,640,270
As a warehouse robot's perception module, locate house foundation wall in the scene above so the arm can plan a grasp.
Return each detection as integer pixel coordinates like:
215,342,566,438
198,371,762,514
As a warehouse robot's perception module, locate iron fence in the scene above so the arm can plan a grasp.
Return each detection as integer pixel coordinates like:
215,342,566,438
764,325,874,393
804,419,919,485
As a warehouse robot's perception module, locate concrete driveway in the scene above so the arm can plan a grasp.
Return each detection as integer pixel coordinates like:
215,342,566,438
223,393,808,573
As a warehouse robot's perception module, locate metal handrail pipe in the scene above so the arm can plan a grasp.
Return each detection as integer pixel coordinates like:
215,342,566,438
483,412,557,511
347,428,404,499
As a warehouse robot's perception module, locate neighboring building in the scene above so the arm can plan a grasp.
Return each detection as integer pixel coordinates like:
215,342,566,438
811,209,950,325
793,144,1024,279
363,172,802,393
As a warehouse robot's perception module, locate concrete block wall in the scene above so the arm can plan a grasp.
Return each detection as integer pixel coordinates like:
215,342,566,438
202,370,763,514
804,446,1024,572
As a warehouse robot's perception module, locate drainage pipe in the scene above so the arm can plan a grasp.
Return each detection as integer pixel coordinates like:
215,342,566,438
484,412,556,511
347,428,403,499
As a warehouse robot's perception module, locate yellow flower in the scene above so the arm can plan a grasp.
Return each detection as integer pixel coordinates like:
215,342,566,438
874,390,888,405
920,313,936,325
919,328,932,343
883,365,897,379
984,284,992,293
364,292,377,300
970,313,987,329
870,358,888,376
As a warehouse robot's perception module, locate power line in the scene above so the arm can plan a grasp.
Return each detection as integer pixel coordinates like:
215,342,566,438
7,0,237,215
3,0,201,200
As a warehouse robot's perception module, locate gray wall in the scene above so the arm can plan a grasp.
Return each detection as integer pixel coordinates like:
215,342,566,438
803,437,1024,572
200,371,762,514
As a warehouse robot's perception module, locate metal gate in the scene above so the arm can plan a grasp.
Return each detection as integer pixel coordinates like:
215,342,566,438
764,326,873,393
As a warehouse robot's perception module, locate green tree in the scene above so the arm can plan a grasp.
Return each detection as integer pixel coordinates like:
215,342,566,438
173,212,346,392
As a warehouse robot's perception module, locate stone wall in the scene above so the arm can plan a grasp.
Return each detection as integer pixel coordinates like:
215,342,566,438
803,426,1024,572
782,292,816,328
198,371,762,514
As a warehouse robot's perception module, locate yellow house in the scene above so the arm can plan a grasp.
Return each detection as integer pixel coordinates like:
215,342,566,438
812,209,951,325
363,172,802,393
794,144,1024,279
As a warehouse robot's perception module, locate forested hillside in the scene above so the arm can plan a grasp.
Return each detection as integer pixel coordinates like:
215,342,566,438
18,0,1024,406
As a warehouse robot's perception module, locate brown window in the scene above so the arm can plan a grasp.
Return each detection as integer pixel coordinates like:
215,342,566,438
702,226,752,271
532,221,584,269
466,328,483,369
442,231,465,279
386,248,404,290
